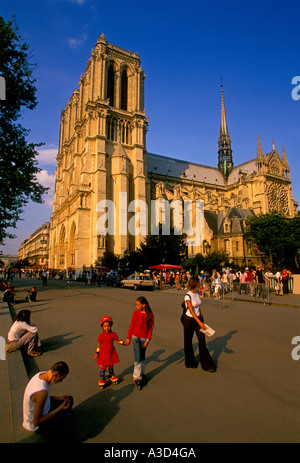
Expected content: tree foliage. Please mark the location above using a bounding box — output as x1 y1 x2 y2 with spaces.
95 251 120 270
0 16 48 242
182 250 230 275
244 212 300 269
119 227 187 272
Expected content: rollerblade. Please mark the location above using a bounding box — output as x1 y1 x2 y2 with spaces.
98 378 106 389
108 367 119 385
134 379 143 390
110 375 119 385
98 367 107 388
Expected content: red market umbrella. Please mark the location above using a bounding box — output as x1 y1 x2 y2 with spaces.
149 264 183 270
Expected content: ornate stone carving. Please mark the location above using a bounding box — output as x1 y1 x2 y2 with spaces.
268 158 282 176
266 182 289 213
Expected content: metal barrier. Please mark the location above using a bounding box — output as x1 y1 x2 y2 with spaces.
199 280 271 305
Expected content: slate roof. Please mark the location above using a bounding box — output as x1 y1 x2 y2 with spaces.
146 152 225 186
227 159 257 184
146 152 257 186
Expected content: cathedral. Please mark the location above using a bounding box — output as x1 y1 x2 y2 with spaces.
48 33 298 271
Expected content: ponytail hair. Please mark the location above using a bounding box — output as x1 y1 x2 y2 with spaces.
136 296 153 331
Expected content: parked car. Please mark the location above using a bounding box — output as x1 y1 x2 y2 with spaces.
105 271 122 287
120 274 155 291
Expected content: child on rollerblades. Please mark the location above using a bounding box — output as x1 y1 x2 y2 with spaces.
94 316 126 388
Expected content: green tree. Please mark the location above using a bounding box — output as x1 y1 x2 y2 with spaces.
290 215 300 269
182 250 229 275
244 212 300 269
95 251 120 270
14 257 31 268
0 16 47 243
118 227 187 272
118 250 144 274
138 226 187 268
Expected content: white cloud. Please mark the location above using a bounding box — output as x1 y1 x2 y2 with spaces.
37 169 56 209
37 145 58 165
67 33 88 49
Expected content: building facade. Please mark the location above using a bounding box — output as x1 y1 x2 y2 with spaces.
18 222 50 268
48 34 298 271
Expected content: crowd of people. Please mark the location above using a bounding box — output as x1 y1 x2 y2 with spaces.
212 266 293 299
1 264 294 303
150 266 293 299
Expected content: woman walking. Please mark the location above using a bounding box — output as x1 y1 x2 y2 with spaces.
183 277 215 372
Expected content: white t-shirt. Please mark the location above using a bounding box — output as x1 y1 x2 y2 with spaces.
8 321 38 342
184 290 201 317
23 372 51 431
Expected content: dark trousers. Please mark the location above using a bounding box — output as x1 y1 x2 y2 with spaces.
36 396 74 442
183 315 214 370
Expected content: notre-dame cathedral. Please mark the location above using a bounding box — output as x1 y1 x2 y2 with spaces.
48 33 298 271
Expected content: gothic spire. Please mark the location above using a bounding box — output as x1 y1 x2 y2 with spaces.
220 82 229 138
218 81 233 177
282 144 290 171
256 134 264 161
256 134 265 174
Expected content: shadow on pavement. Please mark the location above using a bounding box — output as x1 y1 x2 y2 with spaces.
16 333 238 443
207 330 238 368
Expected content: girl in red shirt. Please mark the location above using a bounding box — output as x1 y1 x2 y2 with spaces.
125 296 154 390
94 316 125 388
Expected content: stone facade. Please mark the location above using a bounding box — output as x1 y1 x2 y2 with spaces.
48 34 298 271
18 222 50 267
49 33 147 270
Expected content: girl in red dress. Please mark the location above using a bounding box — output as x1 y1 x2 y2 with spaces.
94 316 125 388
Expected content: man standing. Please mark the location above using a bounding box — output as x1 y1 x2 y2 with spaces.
256 266 266 299
23 361 72 432
41 270 48 286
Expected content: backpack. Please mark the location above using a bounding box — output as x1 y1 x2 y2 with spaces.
180 292 204 325
180 294 191 324
2 290 10 302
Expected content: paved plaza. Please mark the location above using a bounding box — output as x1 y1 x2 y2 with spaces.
0 277 299 443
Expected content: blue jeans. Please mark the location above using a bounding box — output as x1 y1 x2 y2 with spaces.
257 283 265 299
132 336 147 380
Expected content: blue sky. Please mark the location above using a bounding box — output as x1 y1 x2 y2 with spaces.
1 0 299 255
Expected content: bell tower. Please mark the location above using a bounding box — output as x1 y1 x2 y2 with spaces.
218 82 233 179
49 33 148 270
92 33 148 254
